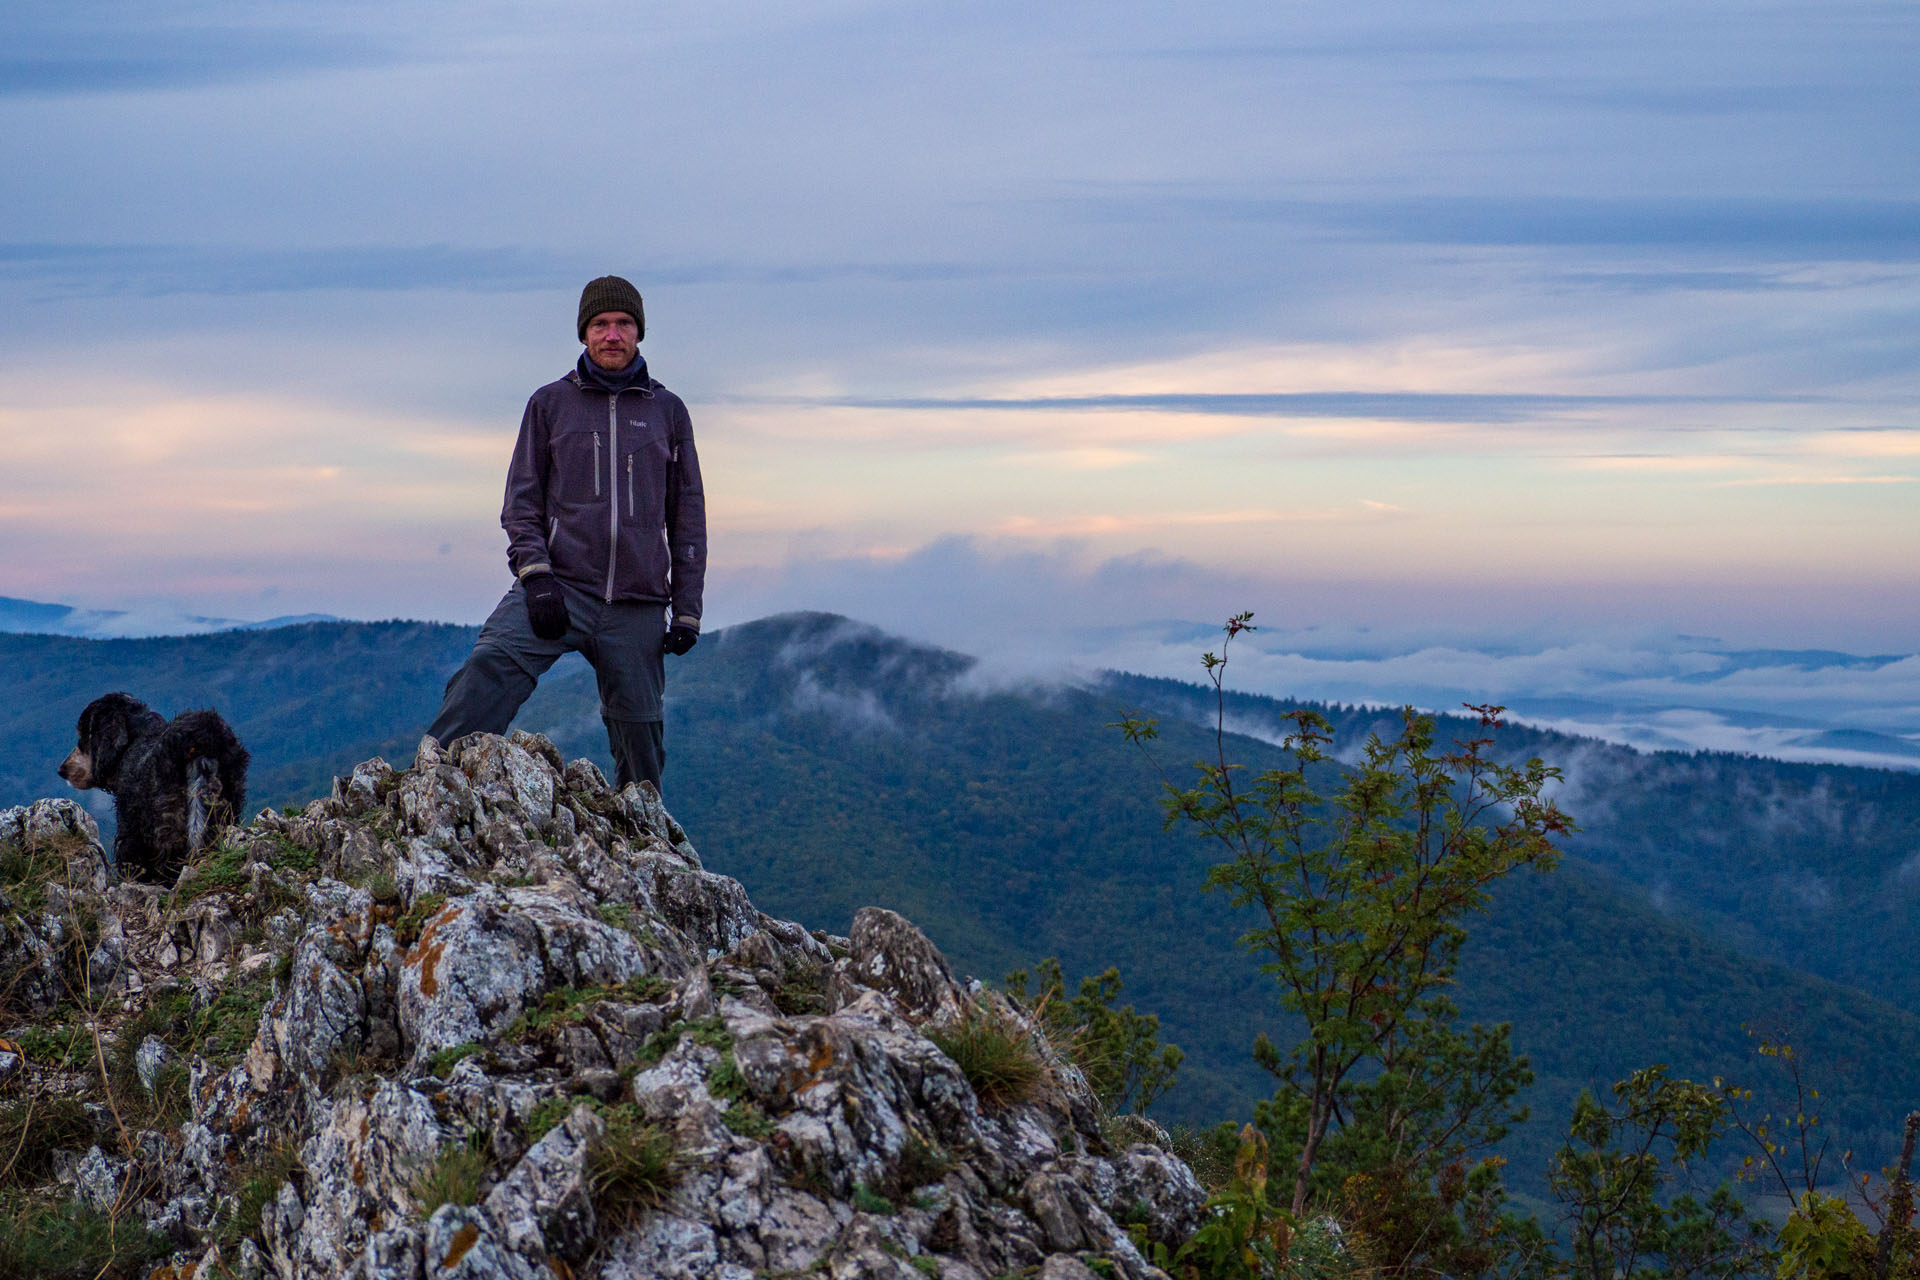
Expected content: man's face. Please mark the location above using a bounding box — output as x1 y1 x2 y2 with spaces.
585 311 640 370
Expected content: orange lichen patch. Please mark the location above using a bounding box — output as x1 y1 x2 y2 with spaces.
406 903 462 999
229 1096 252 1131
415 936 450 998
440 1221 481 1270
794 1035 838 1094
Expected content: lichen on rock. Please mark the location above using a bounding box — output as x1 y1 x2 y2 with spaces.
0 729 1201 1279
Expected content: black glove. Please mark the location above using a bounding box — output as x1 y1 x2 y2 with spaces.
663 624 699 656
522 572 570 641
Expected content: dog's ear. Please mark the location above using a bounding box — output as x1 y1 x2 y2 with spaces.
84 695 136 780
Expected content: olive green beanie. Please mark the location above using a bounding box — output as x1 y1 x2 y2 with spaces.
577 276 645 342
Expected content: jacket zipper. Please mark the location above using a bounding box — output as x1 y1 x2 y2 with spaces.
605 394 620 602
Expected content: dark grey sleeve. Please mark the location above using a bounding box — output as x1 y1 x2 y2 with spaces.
501 394 553 580
665 398 707 629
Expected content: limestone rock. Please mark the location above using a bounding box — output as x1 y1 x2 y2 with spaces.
0 732 1201 1279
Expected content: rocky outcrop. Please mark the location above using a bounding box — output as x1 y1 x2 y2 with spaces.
0 731 1202 1279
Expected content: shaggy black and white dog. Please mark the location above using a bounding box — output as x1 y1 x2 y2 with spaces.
57 693 251 883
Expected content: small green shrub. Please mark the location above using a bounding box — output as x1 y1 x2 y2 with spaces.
427 1042 487 1078
525 1095 586 1143
1167 1122 1242 1195
722 1101 775 1139
1003 957 1183 1116
928 1008 1044 1109
587 1105 677 1228
136 987 195 1046
410 1133 489 1216
852 1182 897 1216
367 872 400 905
14 1021 90 1071
708 1051 747 1101
1166 1126 1291 1280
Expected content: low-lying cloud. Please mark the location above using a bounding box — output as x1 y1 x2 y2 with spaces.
710 538 1920 770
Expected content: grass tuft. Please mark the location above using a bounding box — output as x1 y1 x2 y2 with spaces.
175 842 250 904
410 1132 489 1216
636 1014 731 1068
394 892 449 947
220 1141 301 1248
0 1096 99 1188
502 976 672 1044
586 1104 677 1229
0 833 77 916
767 959 830 1017
525 1095 585 1143
0 1194 172 1280
928 1008 1044 1109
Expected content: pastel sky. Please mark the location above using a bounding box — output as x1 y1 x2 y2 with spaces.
3 0 1917 658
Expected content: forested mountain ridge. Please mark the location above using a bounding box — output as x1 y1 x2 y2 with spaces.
3 611 1917 1191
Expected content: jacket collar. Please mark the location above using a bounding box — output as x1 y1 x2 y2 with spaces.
566 367 659 396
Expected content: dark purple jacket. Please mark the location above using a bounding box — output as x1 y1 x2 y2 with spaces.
502 367 707 631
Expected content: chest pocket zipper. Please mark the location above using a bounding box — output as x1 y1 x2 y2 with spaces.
626 454 635 518
592 432 602 496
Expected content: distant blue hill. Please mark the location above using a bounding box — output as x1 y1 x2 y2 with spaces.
0 595 337 639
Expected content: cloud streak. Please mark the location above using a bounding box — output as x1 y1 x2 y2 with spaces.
0 244 1016 299
1075 195 1920 259
724 389 1828 423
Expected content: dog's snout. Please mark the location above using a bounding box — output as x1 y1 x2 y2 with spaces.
58 748 93 789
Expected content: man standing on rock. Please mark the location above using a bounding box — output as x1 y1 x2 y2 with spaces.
427 275 706 793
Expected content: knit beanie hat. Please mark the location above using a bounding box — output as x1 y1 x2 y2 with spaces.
577 276 645 342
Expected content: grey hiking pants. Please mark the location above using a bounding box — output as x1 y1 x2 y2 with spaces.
428 579 666 791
